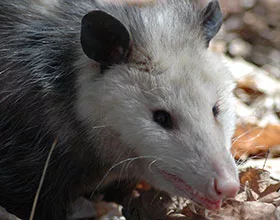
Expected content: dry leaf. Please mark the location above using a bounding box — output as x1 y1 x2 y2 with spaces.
258 192 280 204
240 201 276 220
136 180 152 191
239 168 266 194
232 123 280 159
260 183 280 198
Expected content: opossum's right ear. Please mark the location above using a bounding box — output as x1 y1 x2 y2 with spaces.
201 0 223 47
81 10 130 65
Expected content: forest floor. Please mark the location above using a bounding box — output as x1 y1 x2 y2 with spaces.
1 0 280 219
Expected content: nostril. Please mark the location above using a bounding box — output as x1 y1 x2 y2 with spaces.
214 178 240 198
214 179 222 195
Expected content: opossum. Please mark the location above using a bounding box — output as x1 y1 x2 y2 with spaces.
0 0 240 219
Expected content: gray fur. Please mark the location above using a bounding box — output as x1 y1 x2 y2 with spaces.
0 1 239 219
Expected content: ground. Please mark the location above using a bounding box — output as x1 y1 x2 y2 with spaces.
1 0 280 219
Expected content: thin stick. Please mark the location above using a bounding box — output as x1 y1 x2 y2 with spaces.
262 149 270 170
29 138 58 220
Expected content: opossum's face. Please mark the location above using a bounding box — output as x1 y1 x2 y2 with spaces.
78 0 239 210
84 53 238 210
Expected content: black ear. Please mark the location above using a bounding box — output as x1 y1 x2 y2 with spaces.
81 10 130 65
201 0 223 46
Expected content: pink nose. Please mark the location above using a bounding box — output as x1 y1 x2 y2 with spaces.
214 178 240 198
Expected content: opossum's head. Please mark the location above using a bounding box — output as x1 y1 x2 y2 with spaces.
77 0 239 210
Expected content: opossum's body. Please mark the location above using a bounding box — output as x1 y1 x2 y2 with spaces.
0 0 239 219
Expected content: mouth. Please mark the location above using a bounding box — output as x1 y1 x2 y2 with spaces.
160 170 222 210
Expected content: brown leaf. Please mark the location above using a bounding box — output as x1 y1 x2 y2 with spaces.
240 201 276 220
258 192 280 204
237 75 264 98
136 180 152 191
232 123 280 159
260 183 280 198
239 168 265 195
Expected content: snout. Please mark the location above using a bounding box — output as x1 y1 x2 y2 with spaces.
206 162 240 206
214 177 240 198
205 175 239 207
158 154 240 210
160 168 240 210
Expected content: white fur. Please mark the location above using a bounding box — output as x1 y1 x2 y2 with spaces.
75 0 238 207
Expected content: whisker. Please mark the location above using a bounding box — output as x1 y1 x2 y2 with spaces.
148 158 163 173
89 155 160 199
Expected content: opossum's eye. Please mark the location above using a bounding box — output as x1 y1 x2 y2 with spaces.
153 110 173 129
212 103 220 118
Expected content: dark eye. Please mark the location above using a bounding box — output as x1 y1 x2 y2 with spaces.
153 110 173 129
212 103 219 118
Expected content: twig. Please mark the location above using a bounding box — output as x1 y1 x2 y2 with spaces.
29 137 58 220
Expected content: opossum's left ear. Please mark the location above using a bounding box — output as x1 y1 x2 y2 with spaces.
81 10 130 65
201 0 223 46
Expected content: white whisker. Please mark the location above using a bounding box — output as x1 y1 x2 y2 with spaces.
90 155 160 199
148 158 163 173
